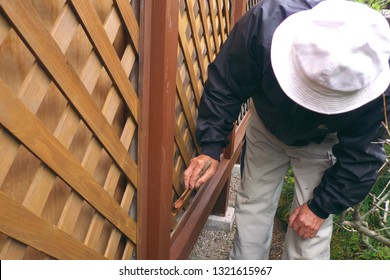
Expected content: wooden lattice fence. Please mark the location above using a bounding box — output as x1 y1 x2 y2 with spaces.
0 0 256 260
0 0 140 260
172 0 231 226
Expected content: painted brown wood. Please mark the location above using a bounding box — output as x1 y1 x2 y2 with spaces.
138 0 179 259
170 111 250 259
232 0 247 25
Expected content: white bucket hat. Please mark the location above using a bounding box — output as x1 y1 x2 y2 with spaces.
271 0 390 114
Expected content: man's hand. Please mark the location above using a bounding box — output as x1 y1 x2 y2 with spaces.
183 154 219 190
289 203 325 239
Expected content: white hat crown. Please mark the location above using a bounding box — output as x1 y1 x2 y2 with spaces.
271 0 390 114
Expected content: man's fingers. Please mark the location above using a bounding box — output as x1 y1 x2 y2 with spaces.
189 162 206 189
194 166 214 189
183 169 193 189
289 208 299 228
184 156 217 189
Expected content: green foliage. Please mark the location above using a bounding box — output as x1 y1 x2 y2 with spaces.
331 225 390 259
275 169 294 225
350 0 390 11
276 168 390 260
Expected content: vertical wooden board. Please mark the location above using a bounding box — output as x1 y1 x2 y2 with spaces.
29 0 67 31
0 29 35 94
35 84 69 134
41 177 72 225
51 4 80 53
0 147 41 204
95 219 115 254
65 26 94 77
67 122 93 163
0 14 10 45
91 0 114 24
0 131 22 188
113 102 127 138
93 149 114 186
71 200 96 242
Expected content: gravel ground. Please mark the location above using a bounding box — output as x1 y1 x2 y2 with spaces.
190 170 286 260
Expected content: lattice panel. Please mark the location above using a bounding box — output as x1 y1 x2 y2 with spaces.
172 0 231 226
0 0 140 260
247 0 262 10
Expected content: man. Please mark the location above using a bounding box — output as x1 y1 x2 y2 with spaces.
183 0 390 259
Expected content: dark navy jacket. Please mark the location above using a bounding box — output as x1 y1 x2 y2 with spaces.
196 0 390 218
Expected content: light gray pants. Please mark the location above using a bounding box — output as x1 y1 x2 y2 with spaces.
230 106 337 260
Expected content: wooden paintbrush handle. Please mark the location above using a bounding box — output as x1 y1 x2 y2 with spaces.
172 160 212 213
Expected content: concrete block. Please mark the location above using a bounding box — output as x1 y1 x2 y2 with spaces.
204 206 235 232
232 163 240 176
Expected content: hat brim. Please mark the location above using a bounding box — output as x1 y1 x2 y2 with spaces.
270 7 390 115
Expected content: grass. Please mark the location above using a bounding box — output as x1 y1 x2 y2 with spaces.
276 169 390 260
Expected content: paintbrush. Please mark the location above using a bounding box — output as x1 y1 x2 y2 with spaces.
171 160 212 215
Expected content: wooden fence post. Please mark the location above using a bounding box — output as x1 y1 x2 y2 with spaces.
232 0 247 26
138 0 179 259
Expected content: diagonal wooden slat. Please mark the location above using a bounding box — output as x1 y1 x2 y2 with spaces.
84 117 136 250
114 0 140 52
224 0 230 33
176 72 200 154
0 80 136 244
197 0 214 61
185 0 207 83
208 0 220 53
69 0 139 123
178 16 201 107
174 122 191 167
4 17 138 259
172 152 184 197
216 0 226 42
0 191 106 260
104 182 135 259
56 45 136 244
0 0 138 188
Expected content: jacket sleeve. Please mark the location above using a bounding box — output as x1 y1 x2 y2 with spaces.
196 7 265 160
308 96 388 218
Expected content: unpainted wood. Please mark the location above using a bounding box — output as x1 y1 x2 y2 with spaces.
0 0 139 259
0 191 106 260
115 0 140 51
0 80 136 243
69 0 139 123
0 0 138 188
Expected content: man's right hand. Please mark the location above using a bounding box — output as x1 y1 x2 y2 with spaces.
183 154 219 190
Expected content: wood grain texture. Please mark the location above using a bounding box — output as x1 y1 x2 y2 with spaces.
0 191 106 260
0 80 136 244
0 0 138 188
115 0 140 52
69 0 139 123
